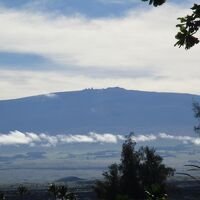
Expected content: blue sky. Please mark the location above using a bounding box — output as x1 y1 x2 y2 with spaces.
0 0 140 17
0 0 185 17
0 0 199 99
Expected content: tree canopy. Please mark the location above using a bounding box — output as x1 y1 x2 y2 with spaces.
94 134 174 200
48 184 77 200
193 101 200 134
142 0 200 49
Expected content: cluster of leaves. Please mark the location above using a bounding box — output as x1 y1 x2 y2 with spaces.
175 4 200 49
142 0 200 49
48 184 77 200
94 134 174 200
142 0 166 7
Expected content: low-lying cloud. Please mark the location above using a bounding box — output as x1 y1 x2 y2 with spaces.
0 131 200 147
159 133 200 145
0 131 123 146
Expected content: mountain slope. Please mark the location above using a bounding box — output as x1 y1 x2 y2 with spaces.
0 87 199 135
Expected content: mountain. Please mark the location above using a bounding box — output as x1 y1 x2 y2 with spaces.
0 87 199 135
56 176 85 183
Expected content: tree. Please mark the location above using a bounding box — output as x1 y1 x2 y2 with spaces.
94 163 120 200
0 192 6 200
119 135 143 199
17 185 29 200
58 185 68 200
66 192 77 200
142 0 200 49
139 147 174 198
48 184 77 200
48 184 59 200
142 0 166 7
94 134 174 200
193 101 200 134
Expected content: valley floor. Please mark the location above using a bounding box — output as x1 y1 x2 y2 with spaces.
0 179 200 200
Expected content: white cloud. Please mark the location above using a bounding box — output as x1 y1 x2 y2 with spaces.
58 134 95 143
39 133 58 146
0 4 192 69
131 134 157 142
0 4 199 99
159 133 200 145
0 131 40 145
0 131 200 147
89 132 119 143
0 131 122 146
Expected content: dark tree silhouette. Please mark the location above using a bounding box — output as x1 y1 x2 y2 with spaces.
17 185 28 200
142 0 200 49
94 164 120 200
176 102 200 180
66 192 77 200
48 184 77 200
48 184 59 200
139 147 174 198
142 0 166 7
193 101 200 134
0 192 6 200
94 134 174 200
119 135 143 199
175 4 200 49
58 185 68 200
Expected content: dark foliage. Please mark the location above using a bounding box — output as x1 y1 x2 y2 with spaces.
119 135 144 199
17 185 29 200
193 101 200 134
0 192 6 200
141 0 166 7
142 0 200 49
139 147 174 195
48 184 59 200
94 134 174 200
48 184 77 200
58 185 68 200
94 164 120 200
145 190 168 200
175 4 200 49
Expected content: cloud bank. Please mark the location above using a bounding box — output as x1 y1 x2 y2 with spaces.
0 131 200 147
0 3 200 99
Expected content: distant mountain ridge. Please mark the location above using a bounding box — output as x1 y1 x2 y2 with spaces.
0 87 199 135
56 176 85 183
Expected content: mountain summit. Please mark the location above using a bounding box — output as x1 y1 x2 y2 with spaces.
0 87 199 135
